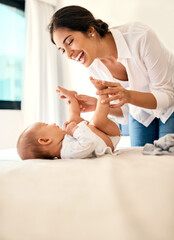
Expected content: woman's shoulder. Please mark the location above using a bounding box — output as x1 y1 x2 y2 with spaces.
110 21 151 33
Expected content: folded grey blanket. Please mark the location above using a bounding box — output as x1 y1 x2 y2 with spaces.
142 134 174 155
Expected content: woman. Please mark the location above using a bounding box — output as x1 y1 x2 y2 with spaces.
48 5 174 146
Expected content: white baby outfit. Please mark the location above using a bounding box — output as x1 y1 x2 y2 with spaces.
60 121 120 159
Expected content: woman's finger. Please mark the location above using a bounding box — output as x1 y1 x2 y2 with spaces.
101 95 119 103
97 87 122 95
102 81 121 87
101 94 126 105
75 94 88 101
110 98 127 108
90 77 120 87
60 95 66 99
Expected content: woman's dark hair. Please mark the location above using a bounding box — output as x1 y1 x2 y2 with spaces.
48 5 109 44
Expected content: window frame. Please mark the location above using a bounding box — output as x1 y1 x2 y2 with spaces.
0 101 21 110
0 0 25 11
0 0 25 110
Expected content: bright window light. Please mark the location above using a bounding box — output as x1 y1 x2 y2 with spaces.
0 3 25 109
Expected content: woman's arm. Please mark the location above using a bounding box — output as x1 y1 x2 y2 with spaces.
95 81 157 109
75 93 125 117
127 90 157 109
141 29 174 111
75 94 97 112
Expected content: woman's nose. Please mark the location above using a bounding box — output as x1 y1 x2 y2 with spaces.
66 49 73 60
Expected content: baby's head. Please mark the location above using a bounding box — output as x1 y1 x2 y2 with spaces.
17 122 66 160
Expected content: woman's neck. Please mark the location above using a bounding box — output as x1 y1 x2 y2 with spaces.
97 32 117 60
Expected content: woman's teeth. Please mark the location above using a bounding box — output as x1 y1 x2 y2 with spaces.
75 51 83 61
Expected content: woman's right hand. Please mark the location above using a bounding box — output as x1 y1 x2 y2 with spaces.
75 94 97 112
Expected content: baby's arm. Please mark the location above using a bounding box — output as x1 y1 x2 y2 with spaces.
56 86 84 124
60 121 98 159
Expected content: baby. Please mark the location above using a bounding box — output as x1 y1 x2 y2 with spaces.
17 78 121 160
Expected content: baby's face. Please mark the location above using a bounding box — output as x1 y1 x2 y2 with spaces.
32 122 66 145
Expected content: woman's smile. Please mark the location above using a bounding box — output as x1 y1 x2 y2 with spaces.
52 28 96 67
72 51 85 64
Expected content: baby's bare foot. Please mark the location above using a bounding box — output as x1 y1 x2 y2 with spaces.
90 77 107 90
56 86 77 99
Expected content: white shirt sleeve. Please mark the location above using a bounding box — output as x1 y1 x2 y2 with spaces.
142 29 174 117
60 121 98 159
113 104 129 125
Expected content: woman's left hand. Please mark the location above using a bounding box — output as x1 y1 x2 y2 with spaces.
95 80 130 107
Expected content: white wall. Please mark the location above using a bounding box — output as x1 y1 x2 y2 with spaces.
0 110 23 149
1 0 174 149
58 0 174 49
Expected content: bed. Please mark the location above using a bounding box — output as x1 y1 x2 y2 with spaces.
0 147 174 240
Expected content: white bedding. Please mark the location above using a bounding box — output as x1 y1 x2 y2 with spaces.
0 147 174 240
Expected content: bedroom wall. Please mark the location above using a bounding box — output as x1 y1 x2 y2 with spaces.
58 0 174 49
1 0 174 149
0 110 23 149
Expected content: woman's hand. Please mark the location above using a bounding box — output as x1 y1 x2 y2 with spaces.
95 80 130 107
95 79 157 109
75 94 97 112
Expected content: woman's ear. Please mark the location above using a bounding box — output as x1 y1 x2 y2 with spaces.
87 26 95 37
38 138 52 145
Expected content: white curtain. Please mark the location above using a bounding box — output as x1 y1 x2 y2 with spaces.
22 0 64 128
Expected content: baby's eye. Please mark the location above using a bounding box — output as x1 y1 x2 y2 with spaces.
68 39 73 46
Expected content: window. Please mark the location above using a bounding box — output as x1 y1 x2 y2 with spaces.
0 1 25 110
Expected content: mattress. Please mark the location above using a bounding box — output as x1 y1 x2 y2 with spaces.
0 147 174 240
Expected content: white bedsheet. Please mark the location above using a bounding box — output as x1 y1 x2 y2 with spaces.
0 147 174 240
0 148 20 161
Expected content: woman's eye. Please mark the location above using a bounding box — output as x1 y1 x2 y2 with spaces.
58 47 65 55
68 39 73 46
59 48 65 54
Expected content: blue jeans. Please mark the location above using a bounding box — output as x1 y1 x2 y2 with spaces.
129 112 174 147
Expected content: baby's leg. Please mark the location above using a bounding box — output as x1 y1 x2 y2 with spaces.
90 77 121 136
56 86 77 99
56 86 84 124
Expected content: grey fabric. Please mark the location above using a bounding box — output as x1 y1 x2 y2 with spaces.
142 134 174 155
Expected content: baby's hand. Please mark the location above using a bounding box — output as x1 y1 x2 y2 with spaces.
63 121 78 136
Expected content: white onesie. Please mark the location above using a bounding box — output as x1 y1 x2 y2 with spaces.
60 121 120 159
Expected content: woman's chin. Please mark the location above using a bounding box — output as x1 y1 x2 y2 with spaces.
86 58 95 68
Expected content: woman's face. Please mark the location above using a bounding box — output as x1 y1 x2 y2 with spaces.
53 27 98 67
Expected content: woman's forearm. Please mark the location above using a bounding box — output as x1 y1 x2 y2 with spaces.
108 91 157 118
128 90 157 109
95 80 158 110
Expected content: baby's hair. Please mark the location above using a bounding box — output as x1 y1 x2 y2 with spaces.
17 127 52 160
48 5 109 44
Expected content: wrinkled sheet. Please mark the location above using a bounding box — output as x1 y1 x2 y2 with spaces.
0 147 174 240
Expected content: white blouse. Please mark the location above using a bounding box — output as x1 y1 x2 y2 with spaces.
88 22 174 127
